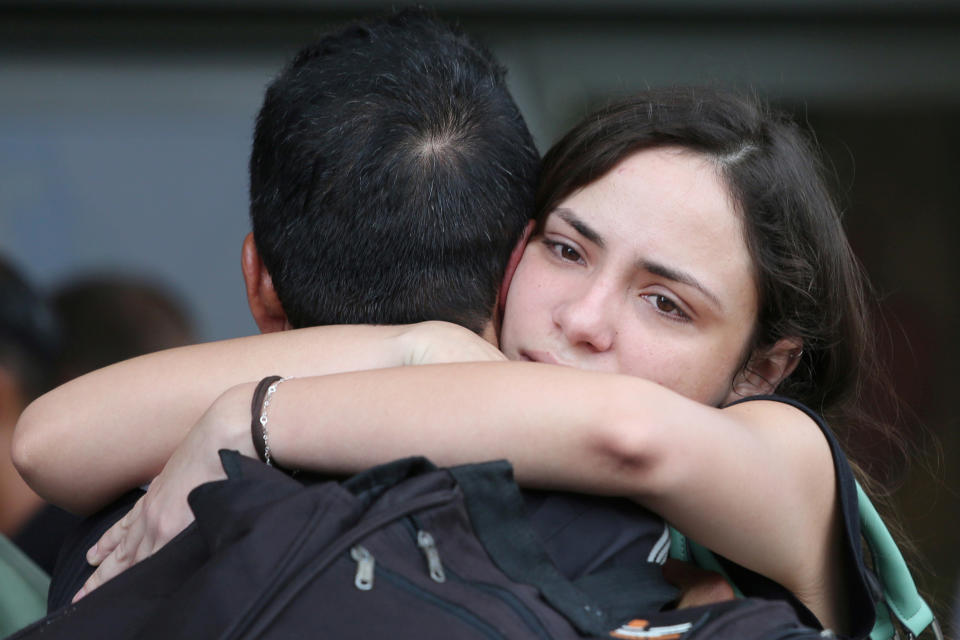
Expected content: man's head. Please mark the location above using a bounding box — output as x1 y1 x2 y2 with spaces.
245 9 539 336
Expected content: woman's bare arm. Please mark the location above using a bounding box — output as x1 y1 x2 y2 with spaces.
12 322 503 514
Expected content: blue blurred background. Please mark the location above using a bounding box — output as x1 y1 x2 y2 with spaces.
1 0 957 621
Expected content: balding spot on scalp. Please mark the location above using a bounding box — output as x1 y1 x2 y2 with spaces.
417 130 455 157
414 123 472 162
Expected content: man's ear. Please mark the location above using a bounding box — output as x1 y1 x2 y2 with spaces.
241 233 290 334
497 220 535 315
726 336 803 403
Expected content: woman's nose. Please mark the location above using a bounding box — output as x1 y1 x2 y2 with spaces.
552 283 617 353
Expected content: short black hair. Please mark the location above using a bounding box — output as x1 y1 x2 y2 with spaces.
250 9 539 333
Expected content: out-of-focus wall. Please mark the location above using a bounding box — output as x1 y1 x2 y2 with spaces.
1 58 272 338
1 1 958 623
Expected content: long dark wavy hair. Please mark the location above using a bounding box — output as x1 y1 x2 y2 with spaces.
536 87 908 501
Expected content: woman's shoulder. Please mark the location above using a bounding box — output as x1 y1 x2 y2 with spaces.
723 395 850 473
720 395 837 475
722 394 856 513
724 394 823 424
724 393 822 423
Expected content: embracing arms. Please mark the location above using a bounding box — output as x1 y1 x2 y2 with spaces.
15 323 846 629
12 322 503 514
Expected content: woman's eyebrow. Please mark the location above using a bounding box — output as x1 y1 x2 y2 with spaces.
640 259 723 311
555 208 604 248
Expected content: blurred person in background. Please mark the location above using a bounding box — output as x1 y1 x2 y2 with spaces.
51 275 196 385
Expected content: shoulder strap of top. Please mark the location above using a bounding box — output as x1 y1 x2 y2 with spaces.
856 483 939 640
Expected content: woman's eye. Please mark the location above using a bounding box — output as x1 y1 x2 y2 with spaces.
654 295 677 313
543 240 583 264
559 245 581 262
642 294 690 321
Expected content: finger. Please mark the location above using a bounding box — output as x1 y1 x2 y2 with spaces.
78 498 156 601
75 528 146 603
86 497 143 566
74 549 121 603
74 560 107 603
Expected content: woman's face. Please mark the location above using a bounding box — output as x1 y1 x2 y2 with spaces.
500 147 760 407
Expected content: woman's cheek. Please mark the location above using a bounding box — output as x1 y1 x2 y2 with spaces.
506 261 551 324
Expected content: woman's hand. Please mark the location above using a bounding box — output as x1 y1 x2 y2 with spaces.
74 384 254 601
399 321 506 366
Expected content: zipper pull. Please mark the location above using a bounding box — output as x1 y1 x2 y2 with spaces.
350 545 375 591
417 530 446 583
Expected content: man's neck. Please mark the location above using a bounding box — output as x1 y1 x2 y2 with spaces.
480 321 499 349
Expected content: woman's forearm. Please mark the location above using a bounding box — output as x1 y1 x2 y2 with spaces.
268 364 657 491
12 324 422 513
213 363 668 493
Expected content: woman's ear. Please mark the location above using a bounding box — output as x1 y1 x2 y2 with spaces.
241 233 291 334
726 336 804 402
